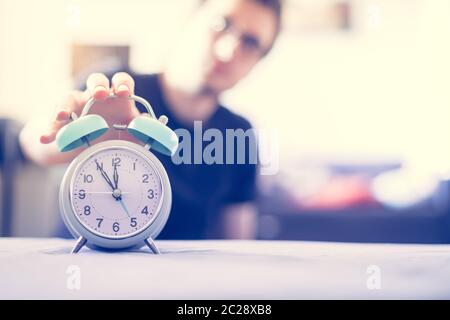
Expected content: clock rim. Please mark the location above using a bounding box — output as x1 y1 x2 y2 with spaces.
59 140 172 250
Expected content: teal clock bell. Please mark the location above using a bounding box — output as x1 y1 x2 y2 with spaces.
56 94 178 254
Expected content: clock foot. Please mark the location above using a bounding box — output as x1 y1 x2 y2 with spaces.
144 237 160 254
71 236 87 254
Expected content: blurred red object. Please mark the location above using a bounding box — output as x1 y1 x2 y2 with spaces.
299 175 377 210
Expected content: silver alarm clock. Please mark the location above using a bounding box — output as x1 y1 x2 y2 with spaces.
56 94 178 254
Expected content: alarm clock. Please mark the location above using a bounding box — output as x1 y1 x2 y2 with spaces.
56 94 178 254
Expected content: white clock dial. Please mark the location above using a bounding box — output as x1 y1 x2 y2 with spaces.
69 147 163 239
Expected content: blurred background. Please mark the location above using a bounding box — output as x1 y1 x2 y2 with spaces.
1 0 450 242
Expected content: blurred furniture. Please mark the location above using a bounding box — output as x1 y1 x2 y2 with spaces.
0 118 23 236
258 205 450 243
257 163 450 244
1 237 450 299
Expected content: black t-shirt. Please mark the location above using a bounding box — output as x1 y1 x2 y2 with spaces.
65 73 257 239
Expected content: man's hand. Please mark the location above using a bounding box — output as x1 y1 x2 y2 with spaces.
20 72 141 166
40 72 139 144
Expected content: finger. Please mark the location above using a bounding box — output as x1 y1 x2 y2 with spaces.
40 92 85 144
56 109 71 121
112 72 135 98
86 73 110 100
40 117 69 144
55 91 85 118
40 111 71 144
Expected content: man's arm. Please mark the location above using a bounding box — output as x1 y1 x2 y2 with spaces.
219 117 259 239
19 115 86 166
19 72 138 166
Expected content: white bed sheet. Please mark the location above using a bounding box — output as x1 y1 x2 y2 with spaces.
1 238 449 299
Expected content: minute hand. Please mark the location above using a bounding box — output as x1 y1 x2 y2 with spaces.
113 164 119 189
95 160 115 190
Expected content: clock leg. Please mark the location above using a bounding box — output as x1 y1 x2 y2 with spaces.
71 236 87 254
144 237 160 254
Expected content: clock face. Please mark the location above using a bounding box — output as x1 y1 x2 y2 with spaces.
69 146 163 239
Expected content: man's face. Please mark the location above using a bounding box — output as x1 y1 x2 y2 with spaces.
170 0 278 94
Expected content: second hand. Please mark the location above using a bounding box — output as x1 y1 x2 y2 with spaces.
118 199 131 218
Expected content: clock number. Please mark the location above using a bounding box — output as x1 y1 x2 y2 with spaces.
84 205 91 215
96 161 104 171
141 206 149 215
112 157 121 167
113 222 120 232
96 218 103 228
147 189 155 199
130 218 137 228
133 162 136 171
78 189 86 200
142 174 149 183
84 174 93 183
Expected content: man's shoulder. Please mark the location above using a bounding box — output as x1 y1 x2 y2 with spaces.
130 72 157 82
215 105 253 131
129 72 158 92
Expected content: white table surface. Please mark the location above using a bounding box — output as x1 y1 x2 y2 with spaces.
1 238 450 299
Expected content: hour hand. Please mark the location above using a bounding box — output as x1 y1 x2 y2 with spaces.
95 160 115 190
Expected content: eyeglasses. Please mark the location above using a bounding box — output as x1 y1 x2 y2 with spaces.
209 15 269 58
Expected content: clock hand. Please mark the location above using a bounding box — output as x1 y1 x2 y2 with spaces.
95 160 115 191
118 198 131 218
113 164 119 190
94 161 125 204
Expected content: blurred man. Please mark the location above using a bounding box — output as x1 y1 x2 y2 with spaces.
20 0 283 239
